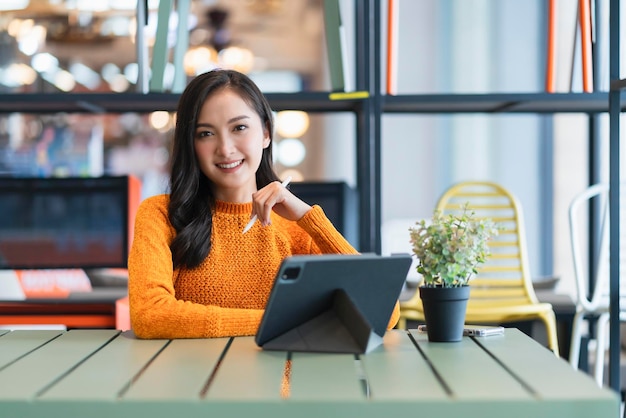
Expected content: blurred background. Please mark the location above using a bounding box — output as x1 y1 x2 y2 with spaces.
0 0 337 196
1 0 625 298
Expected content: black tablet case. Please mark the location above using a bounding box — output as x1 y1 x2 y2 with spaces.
255 253 412 354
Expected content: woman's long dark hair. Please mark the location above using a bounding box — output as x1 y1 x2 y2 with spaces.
168 69 279 269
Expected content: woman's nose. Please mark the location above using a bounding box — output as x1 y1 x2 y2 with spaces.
216 135 235 155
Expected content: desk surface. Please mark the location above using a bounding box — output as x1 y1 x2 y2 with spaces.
0 328 618 418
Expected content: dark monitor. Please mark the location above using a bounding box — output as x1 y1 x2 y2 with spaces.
0 176 140 270
289 181 358 247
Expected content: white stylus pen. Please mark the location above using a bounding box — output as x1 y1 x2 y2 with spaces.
242 176 292 234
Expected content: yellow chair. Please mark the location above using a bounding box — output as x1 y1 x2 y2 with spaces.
398 181 559 355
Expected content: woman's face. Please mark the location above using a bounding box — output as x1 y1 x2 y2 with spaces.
193 88 270 202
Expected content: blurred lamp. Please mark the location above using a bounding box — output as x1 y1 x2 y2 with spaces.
276 111 309 138
150 111 171 130
218 46 255 74
277 138 306 167
183 46 217 76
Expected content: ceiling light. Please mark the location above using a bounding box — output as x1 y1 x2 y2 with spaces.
101 63 121 83
0 63 36 87
17 25 46 56
149 111 170 130
31 53 59 74
277 138 306 167
43 69 76 92
69 62 101 90
109 74 130 92
276 111 309 138
183 46 217 76
123 63 139 84
15 64 37 85
218 46 255 74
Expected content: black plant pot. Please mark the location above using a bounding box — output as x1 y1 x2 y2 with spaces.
419 285 470 342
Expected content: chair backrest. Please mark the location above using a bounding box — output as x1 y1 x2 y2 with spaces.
568 183 626 313
435 181 539 307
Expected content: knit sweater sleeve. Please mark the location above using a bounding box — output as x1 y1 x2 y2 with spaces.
296 205 359 255
128 196 264 339
296 205 400 329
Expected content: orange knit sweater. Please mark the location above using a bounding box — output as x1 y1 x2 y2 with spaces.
128 195 400 339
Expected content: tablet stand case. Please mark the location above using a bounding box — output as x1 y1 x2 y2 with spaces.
255 254 412 354
260 289 383 354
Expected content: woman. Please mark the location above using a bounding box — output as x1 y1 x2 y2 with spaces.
128 69 399 338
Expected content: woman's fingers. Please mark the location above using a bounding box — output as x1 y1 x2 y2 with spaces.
251 181 310 225
252 181 287 225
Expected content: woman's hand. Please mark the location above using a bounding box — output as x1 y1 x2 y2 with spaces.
250 181 311 226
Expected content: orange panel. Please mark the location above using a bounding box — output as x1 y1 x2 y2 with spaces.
0 315 115 328
578 0 593 92
545 0 557 92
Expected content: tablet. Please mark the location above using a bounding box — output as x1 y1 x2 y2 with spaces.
255 253 412 354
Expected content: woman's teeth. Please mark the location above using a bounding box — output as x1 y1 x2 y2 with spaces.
218 160 242 169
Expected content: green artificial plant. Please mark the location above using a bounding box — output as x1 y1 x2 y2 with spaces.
409 204 499 288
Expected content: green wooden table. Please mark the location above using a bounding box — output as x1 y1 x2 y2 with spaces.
0 328 618 418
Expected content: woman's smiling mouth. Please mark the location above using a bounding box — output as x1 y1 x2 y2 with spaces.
217 160 243 169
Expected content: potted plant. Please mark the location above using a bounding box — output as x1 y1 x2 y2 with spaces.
409 204 498 342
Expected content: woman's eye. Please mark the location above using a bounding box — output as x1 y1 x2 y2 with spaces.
196 130 213 138
234 124 247 132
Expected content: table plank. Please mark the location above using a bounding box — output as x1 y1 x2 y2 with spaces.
409 328 533 400
123 336 228 400
205 337 287 400
289 352 363 400
477 328 617 398
0 330 64 369
477 328 620 415
0 329 119 400
40 331 168 400
360 329 448 400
